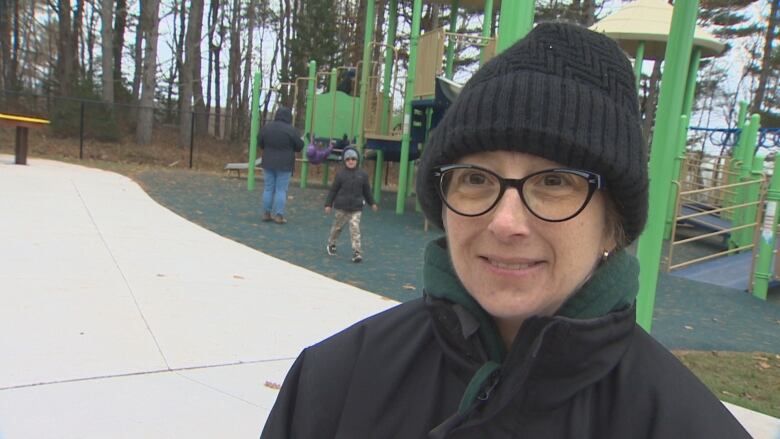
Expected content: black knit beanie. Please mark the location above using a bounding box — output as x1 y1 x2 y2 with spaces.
417 22 647 244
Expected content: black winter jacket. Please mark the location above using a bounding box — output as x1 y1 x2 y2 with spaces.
261 240 749 439
325 152 375 212
259 107 304 172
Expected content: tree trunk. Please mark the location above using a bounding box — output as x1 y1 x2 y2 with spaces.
642 60 663 149
206 0 219 135
751 0 779 115
190 0 207 137
131 0 144 102
0 0 11 92
56 0 78 96
178 0 193 149
101 0 114 103
239 0 256 140
179 0 205 148
224 0 241 140
113 0 127 94
136 0 160 145
85 3 97 79
214 6 226 138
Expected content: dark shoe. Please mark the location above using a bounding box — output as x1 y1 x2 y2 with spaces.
274 215 287 224
352 252 362 263
327 244 336 256
262 212 273 222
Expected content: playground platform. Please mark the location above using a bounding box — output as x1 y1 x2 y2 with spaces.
0 155 778 438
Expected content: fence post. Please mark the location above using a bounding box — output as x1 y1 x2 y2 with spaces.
189 111 195 169
79 101 85 159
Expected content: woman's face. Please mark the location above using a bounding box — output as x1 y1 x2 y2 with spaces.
443 151 615 339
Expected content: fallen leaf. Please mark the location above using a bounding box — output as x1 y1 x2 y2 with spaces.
753 355 769 361
402 284 416 290
721 390 736 397
264 381 281 390
684 325 694 330
757 361 771 369
233 274 245 280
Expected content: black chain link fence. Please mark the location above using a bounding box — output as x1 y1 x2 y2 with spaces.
0 89 265 171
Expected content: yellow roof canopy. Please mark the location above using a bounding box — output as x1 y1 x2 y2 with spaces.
589 0 725 60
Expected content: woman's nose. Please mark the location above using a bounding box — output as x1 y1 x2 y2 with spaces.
486 187 533 239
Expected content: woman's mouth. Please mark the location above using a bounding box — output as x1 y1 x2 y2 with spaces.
482 257 542 271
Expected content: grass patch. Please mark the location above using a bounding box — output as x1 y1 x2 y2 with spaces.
674 350 780 418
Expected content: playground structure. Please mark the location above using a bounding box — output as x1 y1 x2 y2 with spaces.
663 118 780 302
246 0 536 211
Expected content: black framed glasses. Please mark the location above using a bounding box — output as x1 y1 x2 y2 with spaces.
433 164 604 222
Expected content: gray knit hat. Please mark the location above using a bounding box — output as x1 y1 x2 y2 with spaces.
417 22 647 243
343 148 359 162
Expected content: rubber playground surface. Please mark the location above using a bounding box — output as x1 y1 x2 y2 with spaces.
135 168 780 353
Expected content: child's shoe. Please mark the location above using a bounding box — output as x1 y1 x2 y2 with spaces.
352 251 362 263
262 212 273 222
327 244 337 256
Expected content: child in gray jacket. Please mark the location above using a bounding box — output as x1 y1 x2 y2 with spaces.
324 147 378 263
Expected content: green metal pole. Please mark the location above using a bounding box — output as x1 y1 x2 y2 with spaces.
753 152 778 301
395 0 422 214
634 41 645 91
356 0 376 155
635 0 699 332
664 47 702 239
663 115 690 240
381 0 398 136
445 0 460 79
733 115 761 249
301 60 316 188
373 150 385 202
496 0 534 53
732 101 749 162
248 71 262 191
725 101 750 213
329 68 338 140
480 0 494 64
743 150 766 249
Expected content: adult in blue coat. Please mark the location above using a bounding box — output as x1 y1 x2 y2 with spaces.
260 23 750 438
259 107 304 224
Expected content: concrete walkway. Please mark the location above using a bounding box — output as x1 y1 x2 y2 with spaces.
0 156 395 438
0 156 777 438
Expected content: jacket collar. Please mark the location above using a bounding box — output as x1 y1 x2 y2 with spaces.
423 237 639 414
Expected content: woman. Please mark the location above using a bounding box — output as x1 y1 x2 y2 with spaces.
261 22 749 438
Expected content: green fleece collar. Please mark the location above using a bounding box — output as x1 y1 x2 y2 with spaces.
423 238 639 362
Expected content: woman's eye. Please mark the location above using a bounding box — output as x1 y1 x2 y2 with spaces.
542 174 565 186
461 171 489 185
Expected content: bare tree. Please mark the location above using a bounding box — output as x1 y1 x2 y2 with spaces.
239 0 257 140
136 0 160 145
101 0 114 102
179 0 204 148
131 2 143 102
751 0 779 115
53 0 83 97
190 0 207 137
224 0 241 140
112 0 126 94
0 0 13 92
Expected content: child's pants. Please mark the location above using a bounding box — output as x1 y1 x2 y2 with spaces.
328 210 362 254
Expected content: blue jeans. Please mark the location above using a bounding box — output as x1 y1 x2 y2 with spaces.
262 169 292 216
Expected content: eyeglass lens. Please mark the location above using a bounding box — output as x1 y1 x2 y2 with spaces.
439 167 593 221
